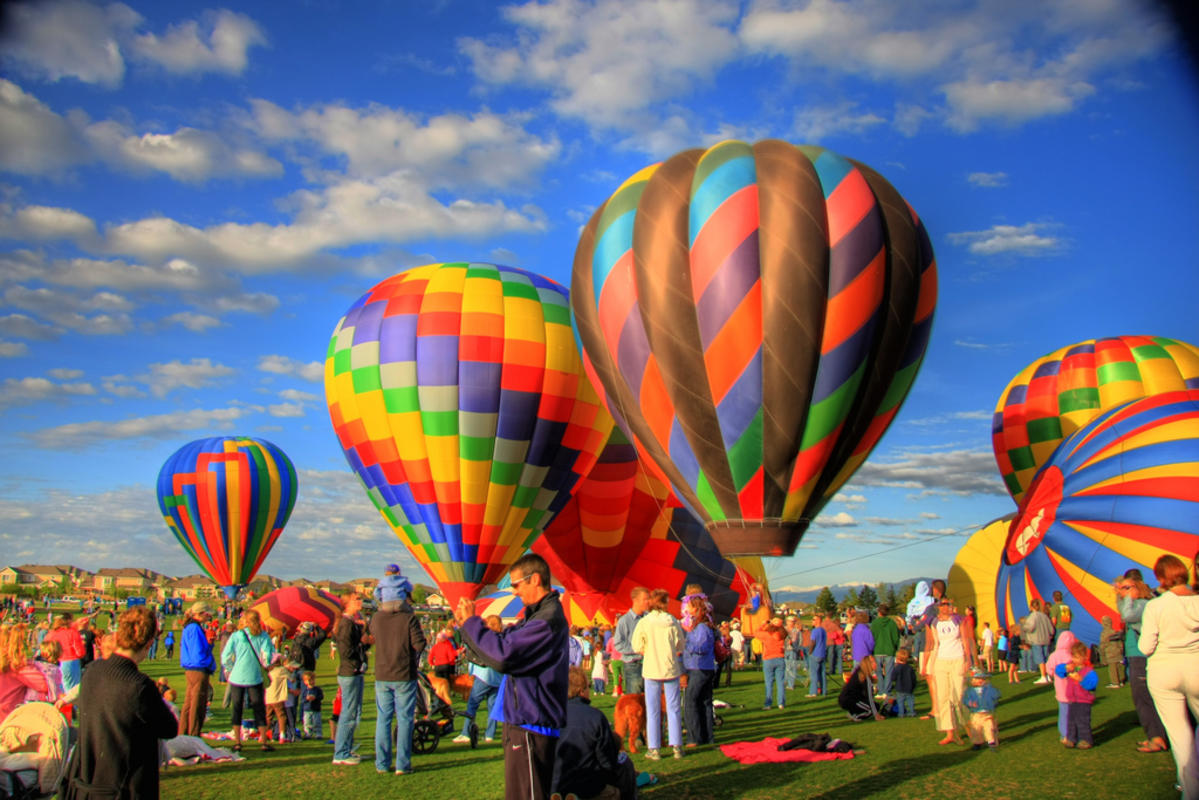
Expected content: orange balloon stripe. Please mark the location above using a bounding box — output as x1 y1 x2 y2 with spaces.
821 248 885 354
825 167 875 246
703 280 763 405
597 251 638 356
689 185 760 304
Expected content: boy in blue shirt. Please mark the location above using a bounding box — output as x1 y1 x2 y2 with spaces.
374 563 414 612
962 668 1002 749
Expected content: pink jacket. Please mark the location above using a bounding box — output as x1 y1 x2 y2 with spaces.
0 666 50 723
1046 631 1078 703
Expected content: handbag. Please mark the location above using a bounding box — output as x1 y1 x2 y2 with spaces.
242 630 271 685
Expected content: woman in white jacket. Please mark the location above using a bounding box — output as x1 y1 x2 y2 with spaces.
1139 554 1199 800
632 589 685 760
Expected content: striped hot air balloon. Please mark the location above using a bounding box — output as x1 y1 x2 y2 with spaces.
995 390 1199 645
325 263 613 607
992 336 1199 507
250 586 341 637
157 437 297 599
571 140 936 557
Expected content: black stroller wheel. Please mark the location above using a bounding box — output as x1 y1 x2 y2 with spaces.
413 719 440 754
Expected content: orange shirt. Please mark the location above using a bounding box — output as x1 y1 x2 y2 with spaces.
760 627 786 659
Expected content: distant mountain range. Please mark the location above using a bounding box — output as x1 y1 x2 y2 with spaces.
771 578 936 606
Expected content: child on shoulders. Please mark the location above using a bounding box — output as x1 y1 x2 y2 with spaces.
374 563 414 612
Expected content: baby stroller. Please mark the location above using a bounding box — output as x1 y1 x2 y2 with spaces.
413 671 476 754
0 703 72 800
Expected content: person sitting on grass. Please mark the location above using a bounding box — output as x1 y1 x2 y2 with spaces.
838 654 884 721
550 667 644 800
1055 641 1099 749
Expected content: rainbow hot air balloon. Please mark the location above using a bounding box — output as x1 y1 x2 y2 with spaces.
992 335 1199 506
995 390 1199 645
572 140 936 557
251 586 341 636
325 263 613 607
157 437 297 599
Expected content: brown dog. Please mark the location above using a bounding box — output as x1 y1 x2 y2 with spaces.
427 672 475 706
613 693 647 754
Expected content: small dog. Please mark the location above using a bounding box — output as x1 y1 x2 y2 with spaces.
613 693 647 754
427 672 475 706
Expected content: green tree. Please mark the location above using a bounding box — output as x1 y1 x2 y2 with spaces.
858 584 879 610
814 587 838 615
411 585 428 605
883 582 901 611
841 586 861 611
898 582 917 610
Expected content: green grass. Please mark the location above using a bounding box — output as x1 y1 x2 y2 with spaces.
134 655 1182 800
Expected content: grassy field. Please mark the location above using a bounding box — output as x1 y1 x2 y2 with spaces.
129 651 1182 800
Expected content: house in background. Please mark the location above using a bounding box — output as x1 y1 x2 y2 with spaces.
1 564 92 591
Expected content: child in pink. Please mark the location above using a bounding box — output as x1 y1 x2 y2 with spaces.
1054 641 1099 748
1045 631 1078 743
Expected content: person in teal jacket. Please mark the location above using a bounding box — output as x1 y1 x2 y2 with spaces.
1116 569 1168 753
220 609 276 752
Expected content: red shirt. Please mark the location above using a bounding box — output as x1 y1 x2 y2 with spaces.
430 639 459 667
45 626 85 661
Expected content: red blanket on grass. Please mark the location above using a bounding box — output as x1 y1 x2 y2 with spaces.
720 737 855 764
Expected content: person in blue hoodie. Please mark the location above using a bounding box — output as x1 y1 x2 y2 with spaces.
178 601 216 736
454 553 568 800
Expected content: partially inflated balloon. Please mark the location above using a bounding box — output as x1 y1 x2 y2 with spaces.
993 336 1199 506
947 515 1012 632
996 390 1199 645
251 586 341 636
325 263 613 606
157 437 297 599
572 140 936 557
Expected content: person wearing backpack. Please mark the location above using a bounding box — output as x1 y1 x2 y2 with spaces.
1050 591 1073 646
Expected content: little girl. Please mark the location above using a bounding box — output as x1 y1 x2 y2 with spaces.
1054 641 1099 749
680 583 712 632
591 646 607 695
1005 629 1022 684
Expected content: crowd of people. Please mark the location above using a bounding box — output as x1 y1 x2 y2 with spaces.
1 551 1197 800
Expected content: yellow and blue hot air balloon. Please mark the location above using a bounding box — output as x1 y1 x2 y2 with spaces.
324 263 613 607
157 436 297 599
571 140 936 557
996 390 1199 645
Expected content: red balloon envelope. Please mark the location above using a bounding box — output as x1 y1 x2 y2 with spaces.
250 586 341 636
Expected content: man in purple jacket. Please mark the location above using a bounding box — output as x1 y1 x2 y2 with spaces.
455 553 569 800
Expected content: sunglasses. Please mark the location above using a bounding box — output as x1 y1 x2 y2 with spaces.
510 573 533 587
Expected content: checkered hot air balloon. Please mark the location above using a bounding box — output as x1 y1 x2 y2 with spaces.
995 390 1199 646
157 437 297 599
532 427 760 623
992 336 1199 507
571 140 937 557
324 263 613 607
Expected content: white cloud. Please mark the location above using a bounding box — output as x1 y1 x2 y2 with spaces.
0 2 266 86
0 80 88 174
968 171 1008 188
47 368 83 379
832 493 867 505
161 312 221 332
7 205 98 240
249 100 559 188
460 0 740 130
258 355 323 383
3 285 134 335
0 375 97 407
137 358 235 398
279 388 318 402
28 406 251 448
83 122 282 182
794 102 884 141
814 511 856 528
0 341 29 357
851 447 1006 497
948 222 1063 256
131 9 266 76
943 77 1094 131
0 0 139 87
267 402 306 418
0 313 61 340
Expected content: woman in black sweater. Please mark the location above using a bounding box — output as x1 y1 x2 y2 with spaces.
838 654 885 722
64 606 178 799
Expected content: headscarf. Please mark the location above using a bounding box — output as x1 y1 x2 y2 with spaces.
906 581 935 622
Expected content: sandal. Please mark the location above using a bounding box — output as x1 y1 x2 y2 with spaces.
1138 741 1168 753
231 744 241 753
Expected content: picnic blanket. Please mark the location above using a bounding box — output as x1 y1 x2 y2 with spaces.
720 737 856 764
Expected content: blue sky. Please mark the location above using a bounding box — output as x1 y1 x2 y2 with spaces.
1 0 1197 590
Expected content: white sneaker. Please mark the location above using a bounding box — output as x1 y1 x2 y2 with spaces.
451 734 471 744
332 755 362 765
1033 677 1050 684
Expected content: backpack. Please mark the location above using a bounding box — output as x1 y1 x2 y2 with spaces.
714 636 730 664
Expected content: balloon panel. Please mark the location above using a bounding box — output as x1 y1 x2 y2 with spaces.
325 263 613 606
947 515 1013 632
572 140 936 557
992 336 1199 506
995 390 1199 645
157 436 297 597
250 586 341 636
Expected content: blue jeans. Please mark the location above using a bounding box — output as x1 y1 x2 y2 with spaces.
808 655 826 695
784 651 799 690
623 660 644 694
827 645 843 676
464 678 498 740
374 679 416 772
763 658 785 707
644 677 681 749
875 654 895 694
334 674 363 760
1020 646 1033 672
895 692 915 717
